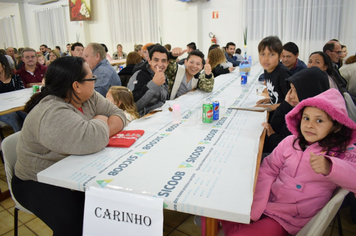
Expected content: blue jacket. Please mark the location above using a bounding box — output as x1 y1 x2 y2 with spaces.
224 52 240 67
289 58 307 75
93 59 121 97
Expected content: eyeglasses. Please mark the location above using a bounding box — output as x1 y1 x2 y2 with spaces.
82 75 97 82
332 51 342 55
24 56 36 59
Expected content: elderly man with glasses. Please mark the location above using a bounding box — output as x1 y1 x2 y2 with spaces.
83 43 121 97
16 47 47 88
323 40 355 101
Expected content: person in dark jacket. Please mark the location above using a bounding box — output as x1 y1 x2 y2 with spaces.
118 51 142 87
127 45 169 116
262 67 330 153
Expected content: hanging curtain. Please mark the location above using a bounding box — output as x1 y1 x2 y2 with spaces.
34 6 68 49
0 15 17 49
243 0 346 63
107 0 159 50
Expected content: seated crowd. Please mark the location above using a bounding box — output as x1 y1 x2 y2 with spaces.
1 38 356 145
1 37 356 236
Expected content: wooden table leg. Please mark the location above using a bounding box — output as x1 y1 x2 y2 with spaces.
205 217 219 236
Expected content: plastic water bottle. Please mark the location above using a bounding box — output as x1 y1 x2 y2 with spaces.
172 104 181 124
248 55 252 65
239 58 251 76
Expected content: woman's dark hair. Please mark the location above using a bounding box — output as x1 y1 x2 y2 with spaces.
126 51 142 65
25 57 88 113
309 51 333 76
0 54 13 78
293 108 353 153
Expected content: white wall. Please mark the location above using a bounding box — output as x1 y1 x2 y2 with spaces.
200 0 244 56
159 0 245 57
83 0 113 53
0 0 354 62
159 0 193 59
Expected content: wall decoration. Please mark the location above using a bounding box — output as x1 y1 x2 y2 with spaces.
69 0 91 21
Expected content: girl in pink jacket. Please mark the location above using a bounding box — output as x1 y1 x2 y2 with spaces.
222 88 356 236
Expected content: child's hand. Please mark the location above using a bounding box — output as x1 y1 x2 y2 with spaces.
261 122 275 136
309 152 331 175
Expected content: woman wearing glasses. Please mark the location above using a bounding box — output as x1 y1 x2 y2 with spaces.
11 57 127 236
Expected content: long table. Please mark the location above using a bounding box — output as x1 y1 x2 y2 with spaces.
38 64 266 235
109 59 126 66
0 88 33 116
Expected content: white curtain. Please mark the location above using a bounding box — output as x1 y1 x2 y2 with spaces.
0 15 17 49
107 0 159 51
34 6 68 49
242 0 347 63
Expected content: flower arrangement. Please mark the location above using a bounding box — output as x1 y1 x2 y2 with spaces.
69 0 91 21
243 27 247 56
243 27 247 47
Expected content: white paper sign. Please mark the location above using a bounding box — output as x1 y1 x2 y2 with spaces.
83 187 163 236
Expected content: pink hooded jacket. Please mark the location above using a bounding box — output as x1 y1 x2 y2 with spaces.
251 89 356 235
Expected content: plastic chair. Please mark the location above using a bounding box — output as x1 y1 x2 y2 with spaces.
2 131 34 236
216 188 349 236
343 92 356 123
296 188 349 236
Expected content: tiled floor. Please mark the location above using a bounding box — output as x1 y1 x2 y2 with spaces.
1 126 356 236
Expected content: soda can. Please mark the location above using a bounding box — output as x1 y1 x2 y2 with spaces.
32 85 39 94
202 103 213 123
241 75 247 85
213 100 219 120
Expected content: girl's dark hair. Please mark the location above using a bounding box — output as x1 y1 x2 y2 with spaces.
0 54 13 78
309 51 333 76
292 108 353 153
25 57 88 113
